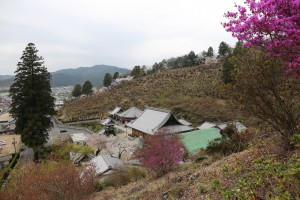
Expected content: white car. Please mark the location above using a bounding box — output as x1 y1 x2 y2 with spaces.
0 140 6 145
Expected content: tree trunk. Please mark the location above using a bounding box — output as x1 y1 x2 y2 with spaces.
34 150 39 162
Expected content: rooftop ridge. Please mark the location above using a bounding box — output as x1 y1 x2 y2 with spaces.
145 106 171 113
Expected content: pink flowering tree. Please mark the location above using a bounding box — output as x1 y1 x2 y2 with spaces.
223 0 300 76
134 130 185 177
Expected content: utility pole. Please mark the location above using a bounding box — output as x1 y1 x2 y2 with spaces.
12 137 17 154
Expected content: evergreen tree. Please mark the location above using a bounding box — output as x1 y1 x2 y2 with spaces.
113 72 119 79
197 51 207 64
9 43 55 160
72 84 82 97
218 41 231 57
206 47 214 57
131 65 141 77
222 41 244 84
103 73 112 87
186 51 198 66
82 80 93 96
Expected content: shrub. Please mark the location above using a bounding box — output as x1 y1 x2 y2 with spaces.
134 130 185 177
96 166 146 191
206 125 248 156
46 143 94 161
0 161 96 200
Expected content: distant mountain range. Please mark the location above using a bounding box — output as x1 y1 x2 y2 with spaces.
0 65 131 88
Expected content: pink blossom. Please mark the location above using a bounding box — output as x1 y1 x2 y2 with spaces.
223 0 300 76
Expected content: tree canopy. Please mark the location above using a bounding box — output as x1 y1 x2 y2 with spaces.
228 48 300 145
113 72 119 79
72 84 82 97
218 41 231 57
103 73 112 87
206 47 214 57
9 43 55 159
82 80 93 96
223 0 300 76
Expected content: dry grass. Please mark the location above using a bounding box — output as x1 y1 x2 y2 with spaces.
92 132 300 200
58 64 256 126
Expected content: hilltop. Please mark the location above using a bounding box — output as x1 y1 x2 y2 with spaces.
58 63 257 126
0 65 130 88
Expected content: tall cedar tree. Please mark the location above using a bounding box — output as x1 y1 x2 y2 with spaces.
72 84 82 97
82 80 93 96
113 72 119 79
103 73 112 87
10 43 55 160
206 46 214 57
218 41 231 57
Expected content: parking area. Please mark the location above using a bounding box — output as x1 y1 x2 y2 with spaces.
0 134 21 156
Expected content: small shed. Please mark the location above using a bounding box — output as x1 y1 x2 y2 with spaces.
101 118 116 126
197 122 216 130
70 133 87 145
116 107 143 124
216 121 247 133
109 106 123 116
178 118 192 126
180 128 222 153
90 155 124 176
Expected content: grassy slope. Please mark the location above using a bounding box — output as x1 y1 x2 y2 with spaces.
92 133 300 200
58 64 256 126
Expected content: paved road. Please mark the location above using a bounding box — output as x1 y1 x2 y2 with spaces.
47 117 92 145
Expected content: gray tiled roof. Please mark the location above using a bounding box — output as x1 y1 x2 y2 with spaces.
117 107 143 118
197 122 216 130
109 106 123 115
90 155 123 175
126 107 171 135
159 125 194 134
178 118 192 126
101 118 116 126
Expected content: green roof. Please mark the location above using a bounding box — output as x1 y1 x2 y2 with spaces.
180 128 221 153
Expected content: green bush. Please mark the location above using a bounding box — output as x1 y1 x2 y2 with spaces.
47 143 94 161
206 125 248 156
96 166 146 191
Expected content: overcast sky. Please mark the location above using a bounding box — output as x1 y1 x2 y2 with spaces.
0 0 242 75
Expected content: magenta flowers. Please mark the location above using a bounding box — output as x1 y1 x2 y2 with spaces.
223 0 300 76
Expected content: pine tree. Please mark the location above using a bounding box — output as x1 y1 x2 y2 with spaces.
207 47 214 57
113 72 119 79
72 84 82 97
9 43 55 160
103 73 112 87
82 80 93 96
218 41 231 57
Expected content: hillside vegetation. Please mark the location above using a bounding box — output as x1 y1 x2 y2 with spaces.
92 131 300 199
58 64 255 126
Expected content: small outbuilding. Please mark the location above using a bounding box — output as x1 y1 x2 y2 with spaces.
70 133 87 145
101 118 117 126
116 107 143 124
178 118 192 126
197 122 216 130
90 155 124 176
215 121 247 133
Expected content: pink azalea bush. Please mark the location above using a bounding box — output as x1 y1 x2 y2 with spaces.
223 0 300 76
135 131 185 177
